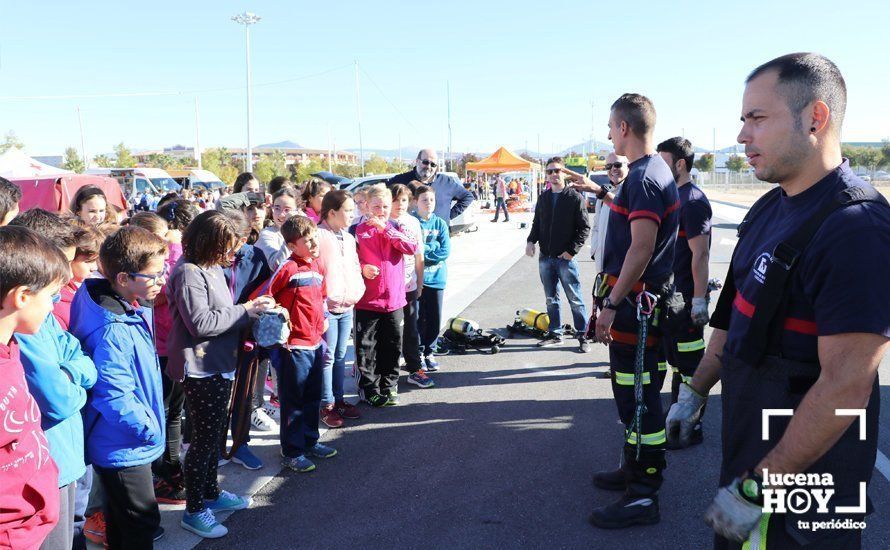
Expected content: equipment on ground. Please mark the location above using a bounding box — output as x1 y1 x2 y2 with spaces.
440 317 505 355
507 308 575 339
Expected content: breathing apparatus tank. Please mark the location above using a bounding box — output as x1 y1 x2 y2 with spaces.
518 308 550 332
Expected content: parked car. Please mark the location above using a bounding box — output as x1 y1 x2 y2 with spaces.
583 171 611 212
312 171 354 189
342 173 398 194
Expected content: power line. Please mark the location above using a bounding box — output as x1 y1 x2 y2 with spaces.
357 64 420 135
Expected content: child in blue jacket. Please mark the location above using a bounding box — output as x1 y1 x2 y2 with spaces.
413 185 451 371
10 209 98 550
70 226 169 549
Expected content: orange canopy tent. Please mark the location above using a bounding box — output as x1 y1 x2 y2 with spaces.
465 146 542 174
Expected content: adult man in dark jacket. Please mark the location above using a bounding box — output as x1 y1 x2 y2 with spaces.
525 156 590 351
388 149 473 223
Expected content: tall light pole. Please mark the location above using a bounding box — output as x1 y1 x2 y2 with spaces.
232 12 261 172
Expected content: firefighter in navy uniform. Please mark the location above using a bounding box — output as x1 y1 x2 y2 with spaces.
667 53 890 548
655 137 713 448
568 93 680 529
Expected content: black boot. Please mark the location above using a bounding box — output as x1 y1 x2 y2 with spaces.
589 446 664 529
592 468 626 491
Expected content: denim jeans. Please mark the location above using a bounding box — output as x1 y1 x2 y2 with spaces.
537 256 587 335
322 309 353 404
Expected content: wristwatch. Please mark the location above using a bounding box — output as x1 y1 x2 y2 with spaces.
602 297 618 310
739 470 764 506
596 187 609 200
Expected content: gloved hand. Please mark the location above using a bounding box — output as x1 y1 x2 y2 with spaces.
704 478 763 542
691 297 709 326
666 382 706 447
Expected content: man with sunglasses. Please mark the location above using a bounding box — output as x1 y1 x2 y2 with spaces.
590 153 629 270
525 156 590 351
388 149 474 224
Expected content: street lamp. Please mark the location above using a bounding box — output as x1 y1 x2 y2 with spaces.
231 11 261 172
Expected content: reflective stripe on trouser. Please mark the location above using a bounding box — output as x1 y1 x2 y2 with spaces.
663 317 706 408
607 296 665 497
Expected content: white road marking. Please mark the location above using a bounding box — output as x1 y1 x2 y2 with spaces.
875 450 890 482
719 237 738 246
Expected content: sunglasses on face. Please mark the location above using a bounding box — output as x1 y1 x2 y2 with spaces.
128 264 169 286
420 159 438 168
605 162 625 170
546 169 561 175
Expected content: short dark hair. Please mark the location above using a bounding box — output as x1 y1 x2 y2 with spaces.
183 210 238 267
70 185 107 215
156 199 199 231
413 184 434 199
268 176 291 196
390 183 412 202
222 208 251 240
0 177 22 221
126 212 168 235
99 226 167 281
156 192 179 211
234 172 258 194
272 187 299 205
280 215 317 244
746 52 847 131
9 208 81 248
611 93 656 137
319 189 353 223
656 137 695 172
73 221 104 261
545 156 564 167
0 226 69 302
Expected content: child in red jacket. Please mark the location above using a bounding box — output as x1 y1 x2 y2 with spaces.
0 226 68 549
267 216 338 473
352 184 418 407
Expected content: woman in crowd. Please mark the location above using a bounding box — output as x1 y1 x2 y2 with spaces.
70 186 108 226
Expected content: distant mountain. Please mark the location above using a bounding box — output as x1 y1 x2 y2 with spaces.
257 140 302 149
558 139 613 157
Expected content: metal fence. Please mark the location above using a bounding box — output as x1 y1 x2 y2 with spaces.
695 171 890 193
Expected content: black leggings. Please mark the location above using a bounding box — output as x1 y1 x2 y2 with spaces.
156 357 185 482
183 375 232 513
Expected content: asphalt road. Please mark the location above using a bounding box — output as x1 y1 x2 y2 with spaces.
199 212 890 549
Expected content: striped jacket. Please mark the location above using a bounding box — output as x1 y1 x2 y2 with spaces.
267 253 327 349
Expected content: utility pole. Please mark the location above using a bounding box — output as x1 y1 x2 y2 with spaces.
194 97 202 169
76 106 87 169
354 60 365 177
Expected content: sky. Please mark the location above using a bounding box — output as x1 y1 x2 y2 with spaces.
1 0 888 159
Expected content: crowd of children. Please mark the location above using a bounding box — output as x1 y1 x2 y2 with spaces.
0 172 452 548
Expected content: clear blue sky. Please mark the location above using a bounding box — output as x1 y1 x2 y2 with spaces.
1 0 888 158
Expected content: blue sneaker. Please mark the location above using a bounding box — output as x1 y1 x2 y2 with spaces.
407 369 435 388
205 490 252 512
424 355 440 372
282 454 316 472
181 509 228 539
231 445 263 470
306 442 338 459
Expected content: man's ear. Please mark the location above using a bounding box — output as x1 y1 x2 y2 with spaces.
809 100 831 134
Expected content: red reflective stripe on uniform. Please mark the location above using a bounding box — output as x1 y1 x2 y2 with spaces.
629 210 661 224
678 230 687 237
733 291 818 336
609 202 629 216
604 274 647 294
664 200 680 217
610 328 658 348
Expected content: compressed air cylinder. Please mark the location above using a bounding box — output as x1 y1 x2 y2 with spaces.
448 317 479 334
519 308 550 332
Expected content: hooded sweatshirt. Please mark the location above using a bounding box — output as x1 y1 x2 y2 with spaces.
17 314 97 487
317 223 364 313
70 279 165 469
354 219 417 313
0 340 60 550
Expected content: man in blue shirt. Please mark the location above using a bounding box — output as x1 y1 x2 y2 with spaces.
667 53 890 548
655 136 712 447
388 149 474 223
571 93 680 529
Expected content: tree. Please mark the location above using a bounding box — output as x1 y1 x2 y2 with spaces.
859 147 882 177
92 154 114 168
387 159 408 174
693 153 714 172
333 162 361 179
295 157 326 183
63 147 84 173
457 153 479 179
114 142 134 168
363 156 389 176
725 155 748 173
0 130 24 154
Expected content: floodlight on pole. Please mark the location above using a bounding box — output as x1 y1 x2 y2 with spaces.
232 11 261 172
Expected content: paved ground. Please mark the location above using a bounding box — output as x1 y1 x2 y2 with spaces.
187 204 890 549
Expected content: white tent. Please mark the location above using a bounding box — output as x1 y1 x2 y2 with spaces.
0 149 72 179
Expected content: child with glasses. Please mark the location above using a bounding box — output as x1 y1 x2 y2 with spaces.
256 187 303 271
165 211 274 538
69 226 170 548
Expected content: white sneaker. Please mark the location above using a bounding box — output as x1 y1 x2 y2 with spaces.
250 408 275 432
263 402 280 422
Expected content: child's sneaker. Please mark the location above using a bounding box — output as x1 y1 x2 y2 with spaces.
363 394 388 408
231 445 263 470
262 402 280 422
320 404 344 428
423 355 440 372
205 490 252 512
181 508 228 539
282 454 316 473
335 400 361 419
154 478 187 505
407 369 435 388
383 392 400 407
306 442 338 459
250 407 276 431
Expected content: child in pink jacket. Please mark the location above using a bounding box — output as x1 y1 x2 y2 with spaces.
350 185 417 407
